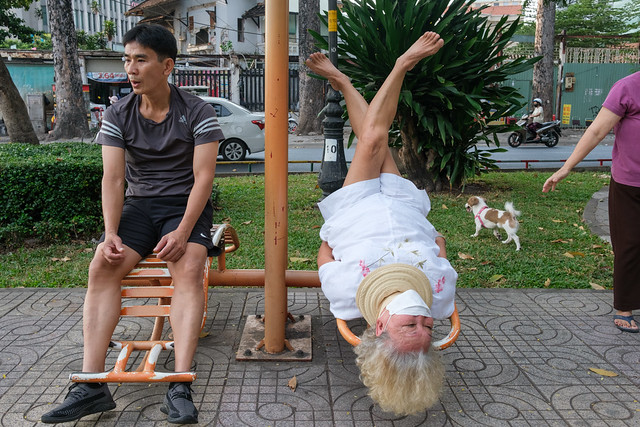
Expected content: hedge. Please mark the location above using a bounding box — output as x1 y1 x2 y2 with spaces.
0 142 220 246
0 143 103 244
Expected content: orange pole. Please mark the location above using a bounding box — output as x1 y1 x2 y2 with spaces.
210 269 321 288
264 0 289 353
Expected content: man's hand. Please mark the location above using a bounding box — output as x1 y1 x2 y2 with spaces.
154 229 189 262
101 233 126 265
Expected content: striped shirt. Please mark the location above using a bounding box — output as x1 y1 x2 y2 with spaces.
97 84 224 197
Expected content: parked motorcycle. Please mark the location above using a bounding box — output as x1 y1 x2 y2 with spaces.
508 114 561 148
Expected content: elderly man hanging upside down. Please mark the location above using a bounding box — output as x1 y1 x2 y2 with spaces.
308 31 457 415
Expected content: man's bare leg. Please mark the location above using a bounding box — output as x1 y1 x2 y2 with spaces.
167 243 207 372
82 246 142 372
307 32 443 186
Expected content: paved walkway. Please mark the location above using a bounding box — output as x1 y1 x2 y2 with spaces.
4 189 637 426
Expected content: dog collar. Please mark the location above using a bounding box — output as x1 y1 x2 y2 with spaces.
475 205 489 228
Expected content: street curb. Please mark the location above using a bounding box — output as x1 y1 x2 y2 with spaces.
583 185 610 243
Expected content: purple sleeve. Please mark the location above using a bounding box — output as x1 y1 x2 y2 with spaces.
602 80 627 118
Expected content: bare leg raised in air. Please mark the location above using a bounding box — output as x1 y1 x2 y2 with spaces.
306 31 443 186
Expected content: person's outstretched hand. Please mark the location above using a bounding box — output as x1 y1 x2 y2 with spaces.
542 169 570 192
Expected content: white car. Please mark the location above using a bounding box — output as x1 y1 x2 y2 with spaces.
198 96 265 161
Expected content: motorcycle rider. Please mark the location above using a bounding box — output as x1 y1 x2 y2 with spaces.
528 98 544 140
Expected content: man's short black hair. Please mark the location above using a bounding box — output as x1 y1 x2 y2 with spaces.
123 24 178 62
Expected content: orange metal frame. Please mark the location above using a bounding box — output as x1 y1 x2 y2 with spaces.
71 223 459 383
71 224 238 383
336 303 461 350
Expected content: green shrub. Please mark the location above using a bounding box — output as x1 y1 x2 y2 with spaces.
0 143 103 244
1 142 223 246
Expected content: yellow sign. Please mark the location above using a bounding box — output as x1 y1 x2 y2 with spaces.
328 10 337 32
562 104 571 125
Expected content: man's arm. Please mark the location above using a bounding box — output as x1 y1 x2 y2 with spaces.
317 241 335 268
154 141 219 262
101 145 126 264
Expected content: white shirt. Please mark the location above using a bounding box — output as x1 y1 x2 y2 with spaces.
318 174 457 321
532 106 544 123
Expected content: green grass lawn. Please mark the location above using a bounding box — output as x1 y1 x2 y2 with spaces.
0 171 613 289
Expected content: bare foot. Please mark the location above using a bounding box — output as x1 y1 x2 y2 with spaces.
305 52 349 91
397 31 444 71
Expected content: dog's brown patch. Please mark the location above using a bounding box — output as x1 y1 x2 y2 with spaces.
466 196 480 207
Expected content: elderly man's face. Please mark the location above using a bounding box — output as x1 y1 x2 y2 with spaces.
375 312 434 353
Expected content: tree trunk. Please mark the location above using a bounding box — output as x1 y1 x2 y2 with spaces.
0 59 39 144
396 114 442 192
46 0 89 140
532 0 556 122
297 0 324 135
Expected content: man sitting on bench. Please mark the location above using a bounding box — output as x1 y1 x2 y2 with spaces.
42 24 223 425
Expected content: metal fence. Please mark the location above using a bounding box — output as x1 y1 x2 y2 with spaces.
173 67 300 112
239 67 299 112
173 69 231 98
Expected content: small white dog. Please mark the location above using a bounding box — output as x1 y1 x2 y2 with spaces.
465 196 521 251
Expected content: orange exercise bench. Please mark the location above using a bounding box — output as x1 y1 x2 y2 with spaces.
70 223 239 383
336 303 461 350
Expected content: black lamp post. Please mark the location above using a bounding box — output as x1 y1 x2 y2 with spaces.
317 0 347 199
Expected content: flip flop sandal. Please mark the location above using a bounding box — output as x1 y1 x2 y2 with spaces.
613 314 639 333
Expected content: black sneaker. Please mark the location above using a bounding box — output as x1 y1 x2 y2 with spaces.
160 382 198 424
41 382 116 423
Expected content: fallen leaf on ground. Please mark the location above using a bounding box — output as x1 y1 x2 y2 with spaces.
563 252 574 258
242 221 252 225
311 225 321 229
544 278 551 288
458 252 474 260
441 204 448 209
83 248 93 253
290 257 311 263
480 261 492 265
589 368 617 377
551 239 569 243
288 376 297 391
592 244 603 249
567 251 585 257
489 274 504 282
552 219 565 223
50 257 71 262
590 282 605 290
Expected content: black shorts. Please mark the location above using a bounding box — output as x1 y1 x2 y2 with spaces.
99 196 220 258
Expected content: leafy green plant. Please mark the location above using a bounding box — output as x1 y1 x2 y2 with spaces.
0 142 222 246
103 19 115 41
312 0 538 191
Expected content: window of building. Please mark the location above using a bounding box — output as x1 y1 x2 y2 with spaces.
207 10 216 28
196 29 208 45
289 12 297 43
237 18 244 42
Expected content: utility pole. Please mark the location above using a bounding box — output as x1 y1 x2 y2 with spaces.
317 0 347 199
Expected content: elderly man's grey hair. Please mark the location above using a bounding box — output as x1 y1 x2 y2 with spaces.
353 327 444 415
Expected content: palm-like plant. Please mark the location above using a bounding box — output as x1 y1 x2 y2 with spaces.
313 0 538 190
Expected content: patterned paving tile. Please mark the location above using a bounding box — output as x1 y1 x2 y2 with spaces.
2 288 640 425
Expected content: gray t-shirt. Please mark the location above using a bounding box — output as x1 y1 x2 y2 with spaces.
97 84 224 197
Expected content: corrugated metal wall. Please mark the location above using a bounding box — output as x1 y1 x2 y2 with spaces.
502 63 638 126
